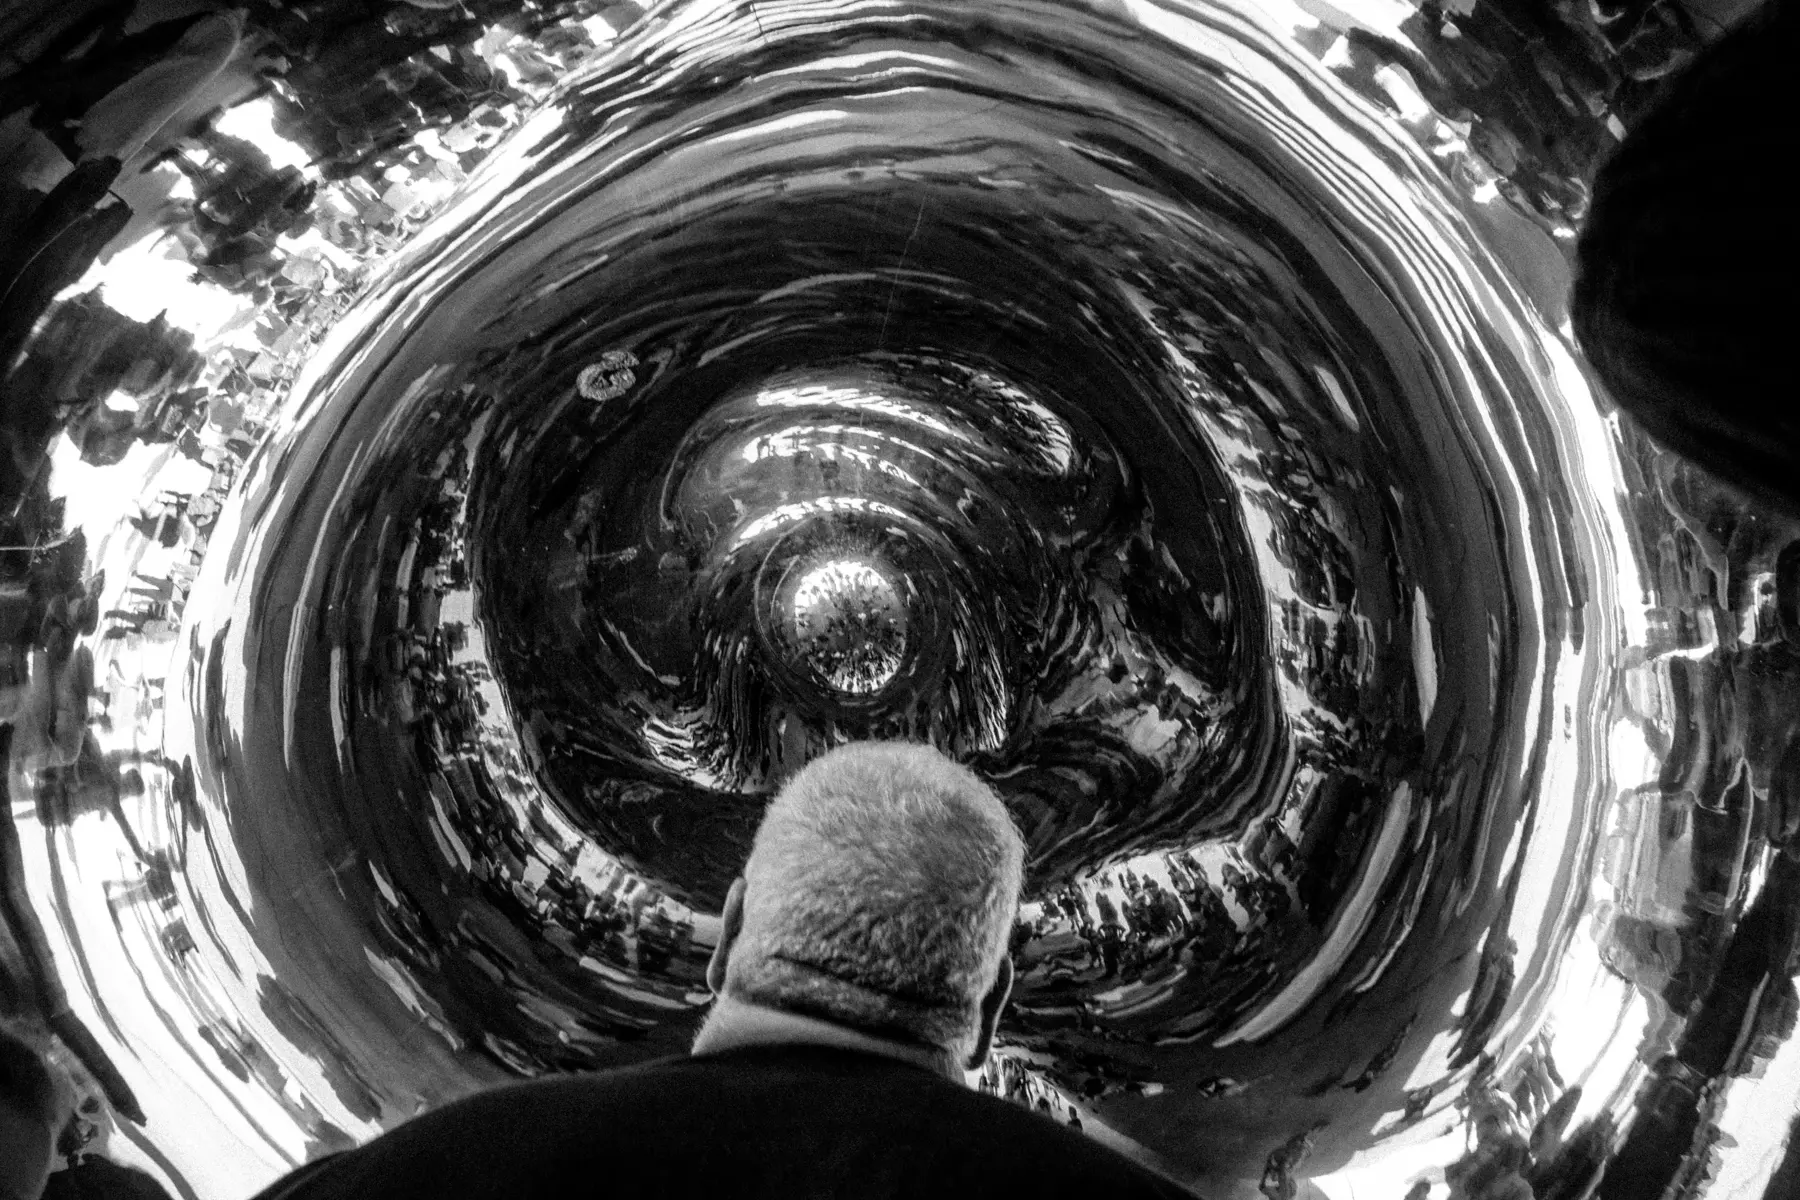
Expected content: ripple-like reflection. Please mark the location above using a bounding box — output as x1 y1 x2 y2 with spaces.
2 1 1796 1198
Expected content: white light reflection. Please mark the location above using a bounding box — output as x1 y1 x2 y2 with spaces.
738 426 926 489
214 98 316 175
733 495 908 545
753 383 968 441
58 235 252 337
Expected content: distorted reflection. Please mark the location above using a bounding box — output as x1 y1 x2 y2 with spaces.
1 0 1793 1197
786 559 908 695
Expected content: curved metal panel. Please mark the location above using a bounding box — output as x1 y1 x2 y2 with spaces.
1 2 1793 1198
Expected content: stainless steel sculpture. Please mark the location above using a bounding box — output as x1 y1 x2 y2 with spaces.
2 0 1794 1197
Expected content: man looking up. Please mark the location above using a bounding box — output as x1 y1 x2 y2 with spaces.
255 741 1194 1198
692 737 1024 1077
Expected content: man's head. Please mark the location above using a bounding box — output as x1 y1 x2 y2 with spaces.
706 742 1025 1072
0 1026 59 1200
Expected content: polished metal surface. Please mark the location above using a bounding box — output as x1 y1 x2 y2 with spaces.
2 1 1795 1198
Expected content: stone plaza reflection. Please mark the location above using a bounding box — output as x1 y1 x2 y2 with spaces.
2 0 1795 1198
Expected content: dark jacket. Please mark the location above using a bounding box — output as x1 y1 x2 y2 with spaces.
252 1043 1197 1199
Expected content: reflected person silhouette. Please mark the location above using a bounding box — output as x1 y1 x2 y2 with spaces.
1 1023 62 1200
1 1023 173 1200
1573 0 1797 516
250 742 1194 1199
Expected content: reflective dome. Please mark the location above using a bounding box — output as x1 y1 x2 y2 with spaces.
784 556 907 694
1 0 1794 1198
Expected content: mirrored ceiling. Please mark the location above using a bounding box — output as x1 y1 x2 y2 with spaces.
2 1 1795 1198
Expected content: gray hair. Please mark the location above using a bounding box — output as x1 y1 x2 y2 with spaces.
726 742 1025 1063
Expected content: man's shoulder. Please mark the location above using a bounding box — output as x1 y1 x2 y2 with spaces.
904 1078 1193 1195
255 1047 1196 1199
628 1047 1194 1195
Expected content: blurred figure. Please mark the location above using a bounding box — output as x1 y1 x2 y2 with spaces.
0 1025 176 1200
41 1152 174 1200
251 742 1193 1199
70 10 245 165
1 1023 62 1200
1572 0 1797 514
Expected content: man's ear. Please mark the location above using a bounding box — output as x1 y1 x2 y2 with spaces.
706 877 748 996
966 956 1014 1071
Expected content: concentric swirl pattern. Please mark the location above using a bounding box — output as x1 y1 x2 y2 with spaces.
4 1 1796 1198
173 0 1629 1177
